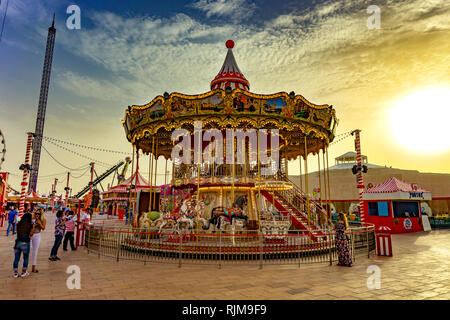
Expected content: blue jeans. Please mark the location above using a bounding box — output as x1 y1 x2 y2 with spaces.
13 241 30 271
6 222 16 236
50 234 64 257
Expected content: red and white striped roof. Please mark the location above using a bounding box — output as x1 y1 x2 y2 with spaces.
364 177 430 194
377 226 391 231
102 171 149 194
210 40 250 91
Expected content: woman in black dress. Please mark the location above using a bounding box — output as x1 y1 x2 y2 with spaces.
335 212 352 267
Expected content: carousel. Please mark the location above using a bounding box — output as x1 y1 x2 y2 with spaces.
120 40 338 255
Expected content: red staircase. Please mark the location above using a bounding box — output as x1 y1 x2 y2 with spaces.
259 173 330 242
260 190 327 241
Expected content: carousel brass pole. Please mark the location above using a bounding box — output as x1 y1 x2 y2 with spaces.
132 147 139 226
148 152 152 213
299 151 303 190
232 132 235 204
304 135 310 243
171 155 175 216
318 151 322 208
326 146 332 220
257 128 261 232
164 158 168 212
271 130 275 212
149 137 154 214
196 129 201 242
285 140 288 177
153 137 158 210
321 149 328 224
128 144 135 228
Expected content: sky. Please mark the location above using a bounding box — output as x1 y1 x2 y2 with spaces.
0 0 449 196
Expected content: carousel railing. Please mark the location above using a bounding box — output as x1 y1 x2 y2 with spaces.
276 172 331 224
173 163 278 181
84 222 376 268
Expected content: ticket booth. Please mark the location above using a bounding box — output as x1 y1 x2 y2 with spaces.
362 177 431 234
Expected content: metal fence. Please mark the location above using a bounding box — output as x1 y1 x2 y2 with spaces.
84 223 375 268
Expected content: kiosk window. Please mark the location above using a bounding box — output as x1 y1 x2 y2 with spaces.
392 201 419 218
368 202 389 216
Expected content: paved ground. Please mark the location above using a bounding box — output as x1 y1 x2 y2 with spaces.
0 213 449 300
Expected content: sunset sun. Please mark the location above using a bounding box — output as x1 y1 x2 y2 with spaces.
390 87 450 153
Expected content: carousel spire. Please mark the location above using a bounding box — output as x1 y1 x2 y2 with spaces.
210 40 250 91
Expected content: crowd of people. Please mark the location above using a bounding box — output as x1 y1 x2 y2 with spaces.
7 205 91 278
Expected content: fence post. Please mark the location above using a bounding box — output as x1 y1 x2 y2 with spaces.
98 227 103 259
219 230 222 269
116 230 121 262
259 230 263 270
329 228 332 266
178 230 182 268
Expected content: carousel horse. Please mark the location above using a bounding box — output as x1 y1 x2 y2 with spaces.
215 213 248 246
174 198 206 233
156 211 178 233
202 204 249 233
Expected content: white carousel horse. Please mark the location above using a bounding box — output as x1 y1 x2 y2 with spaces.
216 215 248 246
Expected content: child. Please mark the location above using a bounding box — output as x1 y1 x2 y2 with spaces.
63 211 77 251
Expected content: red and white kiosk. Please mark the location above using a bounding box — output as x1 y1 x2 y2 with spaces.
362 177 431 233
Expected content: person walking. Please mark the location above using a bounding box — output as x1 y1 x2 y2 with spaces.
6 206 18 236
335 212 352 267
49 210 66 261
13 213 34 278
63 210 77 251
30 209 46 273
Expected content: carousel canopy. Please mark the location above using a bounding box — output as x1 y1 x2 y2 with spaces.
102 171 149 195
122 40 338 160
363 177 431 201
210 40 250 91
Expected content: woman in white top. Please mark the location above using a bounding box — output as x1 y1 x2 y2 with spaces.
31 209 46 273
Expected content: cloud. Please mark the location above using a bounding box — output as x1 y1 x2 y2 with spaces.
50 0 449 110
3 0 450 192
190 0 257 20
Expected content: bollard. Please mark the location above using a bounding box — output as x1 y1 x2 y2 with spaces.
376 226 393 256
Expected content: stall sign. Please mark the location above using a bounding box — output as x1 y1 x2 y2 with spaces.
409 192 424 199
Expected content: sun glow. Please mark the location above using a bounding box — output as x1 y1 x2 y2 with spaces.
389 87 450 153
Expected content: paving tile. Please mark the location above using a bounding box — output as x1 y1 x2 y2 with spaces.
1 216 449 300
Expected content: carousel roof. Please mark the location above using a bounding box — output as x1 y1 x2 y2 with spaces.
210 40 250 91
364 177 430 194
102 171 149 194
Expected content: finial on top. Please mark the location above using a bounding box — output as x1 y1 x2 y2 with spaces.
51 13 55 28
225 40 234 49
